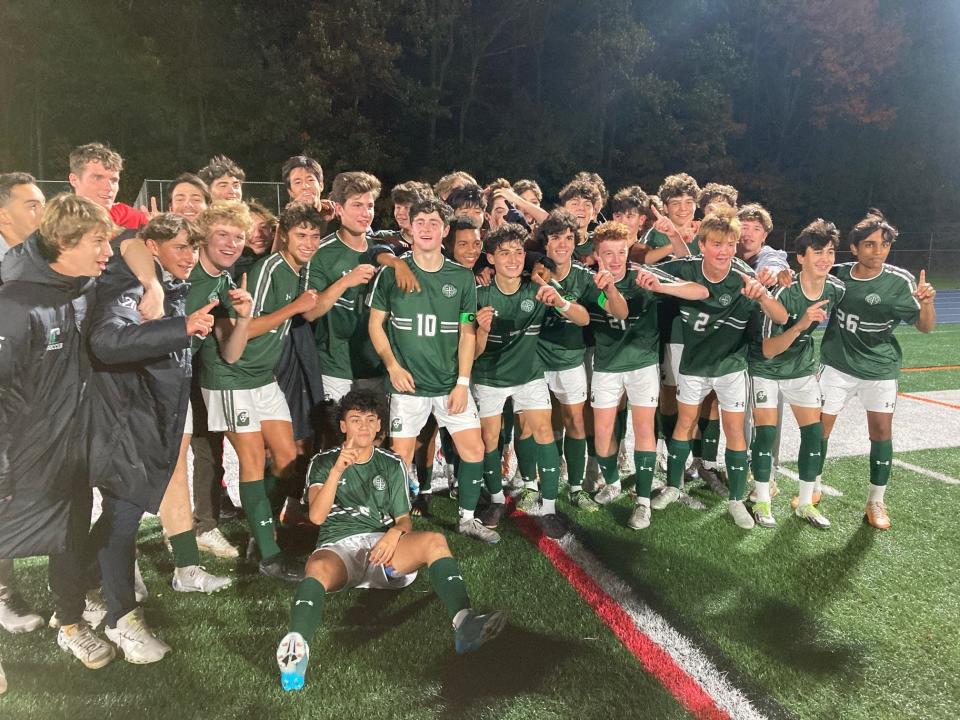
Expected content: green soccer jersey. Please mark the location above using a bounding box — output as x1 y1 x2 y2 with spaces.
536 262 602 371
307 232 382 381
643 230 695 344
200 252 301 390
474 279 547 387
185 258 237 354
368 254 478 396
573 232 594 261
748 273 846 380
306 446 411 546
657 256 759 378
820 263 921 380
587 265 677 373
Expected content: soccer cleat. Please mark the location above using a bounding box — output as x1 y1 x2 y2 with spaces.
105 608 171 664
49 590 107 630
515 488 541 514
536 513 567 539
172 565 233 594
593 484 624 505
864 500 891 530
752 500 776 528
478 502 508 529
790 491 823 509
259 554 305 583
410 492 433 517
569 489 600 512
454 610 506 654
196 528 240 559
696 461 728 495
277 632 310 691
457 518 501 544
134 558 149 603
728 500 756 529
0 592 45 633
748 479 780 503
57 621 116 669
627 503 651 530
795 503 831 529
650 486 681 510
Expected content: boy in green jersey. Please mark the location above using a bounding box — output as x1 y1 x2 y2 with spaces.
533 210 628 510
199 202 323 582
471 224 591 539
559 179 602 264
747 219 846 529
586 223 708 530
368 199 493 543
275 390 504 691
818 210 937 530
652 209 788 528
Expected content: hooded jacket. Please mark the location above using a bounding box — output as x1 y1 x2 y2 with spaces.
0 234 94 558
86 254 192 512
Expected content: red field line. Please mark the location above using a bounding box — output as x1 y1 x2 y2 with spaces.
900 365 960 373
897 392 960 411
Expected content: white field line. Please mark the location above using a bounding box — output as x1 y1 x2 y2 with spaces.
892 459 960 485
557 532 770 720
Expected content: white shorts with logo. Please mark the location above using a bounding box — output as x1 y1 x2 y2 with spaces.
751 374 822 410
472 378 552 418
389 392 481 438
678 370 748 412
318 532 417 591
591 364 660 409
660 343 684 387
544 365 589 405
201 381 292 433
322 375 386 403
819 364 898 415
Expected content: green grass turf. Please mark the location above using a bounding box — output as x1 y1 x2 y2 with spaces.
0 499 690 720
568 446 960 720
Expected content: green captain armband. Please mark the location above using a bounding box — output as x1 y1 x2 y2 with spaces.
597 292 608 309
460 312 477 323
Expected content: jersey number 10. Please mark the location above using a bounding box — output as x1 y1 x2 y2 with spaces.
417 313 438 337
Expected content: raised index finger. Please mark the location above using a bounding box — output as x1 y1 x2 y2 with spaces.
919 269 926 286
240 273 248 290
199 298 220 313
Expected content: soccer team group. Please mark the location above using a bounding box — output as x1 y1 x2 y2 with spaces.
0 142 936 693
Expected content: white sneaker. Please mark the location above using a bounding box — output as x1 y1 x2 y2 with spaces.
728 500 756 529
57 621 116 669
172 565 233 594
0 593 45 633
458 517 500 544
594 484 624 505
49 590 107 630
196 528 240 559
650 486 681 510
105 608 171 664
627 503 651 530
134 558 149 603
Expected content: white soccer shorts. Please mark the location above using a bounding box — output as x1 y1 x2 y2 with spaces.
318 532 417 591
201 381 292 433
544 365 589 405
751 374 822 410
322 375 386 403
591 364 660 409
472 378 552 418
819 364 897 415
678 370 748 412
388 392 481 438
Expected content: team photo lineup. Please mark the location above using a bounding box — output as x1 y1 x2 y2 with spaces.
0 142 940 696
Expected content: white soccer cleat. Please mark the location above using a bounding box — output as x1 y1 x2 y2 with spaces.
728 500 755 529
0 593 45 633
196 528 240 559
458 518 500 544
105 608 171 664
650 486 681 510
277 632 310 691
593 484 624 505
172 565 233 594
57 621 115 669
627 503 651 530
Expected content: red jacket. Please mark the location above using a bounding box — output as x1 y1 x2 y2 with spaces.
111 202 149 230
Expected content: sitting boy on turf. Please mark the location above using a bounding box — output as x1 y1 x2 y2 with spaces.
275 389 505 691
817 210 936 529
471 223 591 539
652 208 788 528
746 219 846 529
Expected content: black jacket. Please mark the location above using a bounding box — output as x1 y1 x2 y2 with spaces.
0 234 94 558
87 255 192 513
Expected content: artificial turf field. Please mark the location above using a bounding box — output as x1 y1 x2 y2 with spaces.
2 326 958 720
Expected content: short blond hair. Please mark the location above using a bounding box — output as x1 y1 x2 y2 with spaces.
38 193 117 261
197 201 254 240
69 142 123 176
698 206 741 245
592 221 631 246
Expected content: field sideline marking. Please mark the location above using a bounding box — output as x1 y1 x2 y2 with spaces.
900 365 960 373
896 392 960 411
509 505 769 720
892 459 960 485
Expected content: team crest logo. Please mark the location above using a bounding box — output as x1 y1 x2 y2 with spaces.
46 328 63 351
718 294 732 307
372 475 387 491
208 291 219 303
866 293 882 305
236 411 250 427
441 284 458 298
520 299 535 312
391 417 402 432
755 390 768 404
